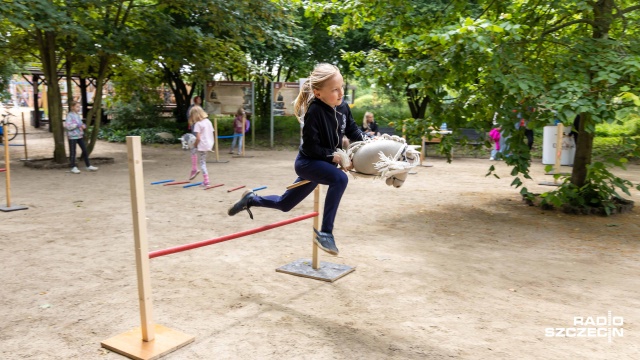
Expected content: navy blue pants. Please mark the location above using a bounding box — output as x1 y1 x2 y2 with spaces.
251 153 348 234
68 138 90 168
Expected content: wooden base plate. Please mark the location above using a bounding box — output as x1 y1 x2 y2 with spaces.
538 181 561 187
276 258 355 282
0 204 28 212
101 324 194 360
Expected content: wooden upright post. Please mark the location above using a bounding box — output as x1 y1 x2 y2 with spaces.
20 113 30 161
101 136 193 360
241 114 246 156
0 122 28 212
127 136 155 342
213 117 219 162
209 117 228 163
3 125 10 208
276 181 355 282
539 123 568 187
554 123 564 175
312 186 320 269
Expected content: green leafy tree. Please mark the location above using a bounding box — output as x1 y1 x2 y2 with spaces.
0 0 162 160
69 1 128 154
311 0 640 214
0 0 80 162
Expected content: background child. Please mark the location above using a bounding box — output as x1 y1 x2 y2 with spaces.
64 101 98 174
361 111 380 137
230 107 245 155
228 63 366 256
489 127 501 160
188 106 214 186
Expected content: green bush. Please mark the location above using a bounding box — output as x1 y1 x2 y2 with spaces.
105 98 165 130
98 127 177 144
351 94 411 128
595 109 640 137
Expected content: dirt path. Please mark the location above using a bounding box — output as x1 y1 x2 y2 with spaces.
1 121 639 359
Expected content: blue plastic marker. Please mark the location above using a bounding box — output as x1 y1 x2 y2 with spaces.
252 186 267 192
151 179 175 185
183 182 203 188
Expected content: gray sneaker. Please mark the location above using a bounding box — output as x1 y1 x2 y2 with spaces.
313 229 339 255
70 167 80 174
86 165 98 171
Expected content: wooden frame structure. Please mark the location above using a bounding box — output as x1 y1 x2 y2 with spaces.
102 136 353 359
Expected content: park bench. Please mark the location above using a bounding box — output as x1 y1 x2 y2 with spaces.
454 128 486 147
422 128 488 160
453 128 488 157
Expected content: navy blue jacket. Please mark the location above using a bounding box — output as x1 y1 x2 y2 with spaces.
299 99 365 162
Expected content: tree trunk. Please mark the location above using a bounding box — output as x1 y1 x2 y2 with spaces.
86 56 110 154
162 65 193 129
570 0 613 188
405 86 429 119
36 30 66 163
65 52 72 110
254 78 271 130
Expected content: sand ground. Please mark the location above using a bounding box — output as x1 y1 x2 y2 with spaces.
1 111 640 359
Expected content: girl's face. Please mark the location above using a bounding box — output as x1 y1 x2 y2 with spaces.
314 73 344 107
73 103 81 113
366 114 374 123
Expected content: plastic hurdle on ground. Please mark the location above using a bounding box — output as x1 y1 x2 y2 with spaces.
183 182 203 188
204 183 224 190
151 179 175 185
227 185 246 192
163 181 190 186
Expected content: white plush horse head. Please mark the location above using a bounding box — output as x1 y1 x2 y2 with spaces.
339 134 420 188
180 133 196 150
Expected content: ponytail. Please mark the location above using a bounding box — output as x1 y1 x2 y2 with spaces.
294 81 313 124
293 63 340 124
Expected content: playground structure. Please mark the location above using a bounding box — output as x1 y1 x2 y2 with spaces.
1 114 28 212
101 136 353 360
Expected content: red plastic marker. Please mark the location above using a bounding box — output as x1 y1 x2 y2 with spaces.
204 183 224 190
227 185 246 192
163 181 190 186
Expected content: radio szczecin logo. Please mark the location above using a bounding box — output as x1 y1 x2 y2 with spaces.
545 311 623 342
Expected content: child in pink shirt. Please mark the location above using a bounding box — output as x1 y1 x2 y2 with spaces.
188 106 215 186
489 127 501 160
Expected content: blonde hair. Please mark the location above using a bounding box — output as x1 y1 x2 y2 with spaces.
293 63 340 123
189 105 207 127
362 112 373 129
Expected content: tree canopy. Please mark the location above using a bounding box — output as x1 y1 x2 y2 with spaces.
2 0 639 213
308 0 640 214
